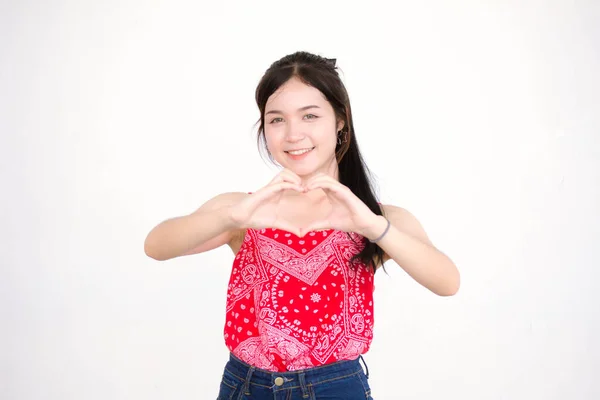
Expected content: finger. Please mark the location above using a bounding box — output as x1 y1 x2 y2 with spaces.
303 219 332 234
255 181 304 201
273 218 302 237
305 174 340 188
268 169 302 186
268 174 287 185
306 178 347 194
278 169 303 185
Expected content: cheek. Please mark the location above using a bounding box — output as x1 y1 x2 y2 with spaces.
263 128 277 147
319 127 338 146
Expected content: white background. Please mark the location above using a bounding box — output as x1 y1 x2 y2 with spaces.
2 1 599 399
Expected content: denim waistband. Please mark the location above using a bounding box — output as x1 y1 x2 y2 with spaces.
224 353 370 391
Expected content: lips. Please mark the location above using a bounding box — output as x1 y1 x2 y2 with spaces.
285 147 315 155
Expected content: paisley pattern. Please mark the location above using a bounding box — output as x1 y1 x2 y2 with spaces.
223 228 375 372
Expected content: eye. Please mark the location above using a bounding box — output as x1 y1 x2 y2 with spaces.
269 117 283 124
304 114 318 120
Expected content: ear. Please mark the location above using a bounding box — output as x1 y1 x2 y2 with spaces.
337 119 345 132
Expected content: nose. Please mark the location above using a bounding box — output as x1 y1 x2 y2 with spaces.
284 121 305 143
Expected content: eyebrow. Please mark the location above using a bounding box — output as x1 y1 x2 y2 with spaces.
265 105 321 116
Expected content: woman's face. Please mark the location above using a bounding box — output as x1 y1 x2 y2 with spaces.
264 77 344 181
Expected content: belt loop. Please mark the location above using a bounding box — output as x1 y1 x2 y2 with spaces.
241 366 255 396
359 355 370 379
298 372 310 398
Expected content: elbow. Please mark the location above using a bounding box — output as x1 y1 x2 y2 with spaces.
144 235 168 261
437 284 459 297
437 269 460 296
145 249 163 261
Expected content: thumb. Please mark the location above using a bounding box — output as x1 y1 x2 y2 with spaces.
274 219 303 238
302 219 331 236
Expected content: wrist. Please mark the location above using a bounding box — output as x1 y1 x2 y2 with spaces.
222 204 246 230
362 215 389 242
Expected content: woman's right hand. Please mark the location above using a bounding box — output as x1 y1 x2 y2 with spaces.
229 169 305 236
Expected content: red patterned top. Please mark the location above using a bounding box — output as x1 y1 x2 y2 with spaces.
223 227 375 372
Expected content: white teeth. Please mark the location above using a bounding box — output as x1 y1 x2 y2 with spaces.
288 148 313 155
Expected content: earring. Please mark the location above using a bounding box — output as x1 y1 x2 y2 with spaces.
337 130 348 145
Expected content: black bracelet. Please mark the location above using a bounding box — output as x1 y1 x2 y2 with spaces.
369 218 391 243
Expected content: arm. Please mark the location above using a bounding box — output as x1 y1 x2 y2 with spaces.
367 205 460 296
144 192 247 261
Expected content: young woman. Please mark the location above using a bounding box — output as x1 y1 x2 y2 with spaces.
144 51 460 399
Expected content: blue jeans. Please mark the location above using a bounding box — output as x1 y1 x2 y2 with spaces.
217 353 374 400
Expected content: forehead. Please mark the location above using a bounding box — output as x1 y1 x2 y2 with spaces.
265 77 328 110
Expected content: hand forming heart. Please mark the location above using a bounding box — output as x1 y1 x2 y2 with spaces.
229 170 381 238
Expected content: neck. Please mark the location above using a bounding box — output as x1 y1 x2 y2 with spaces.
297 158 339 186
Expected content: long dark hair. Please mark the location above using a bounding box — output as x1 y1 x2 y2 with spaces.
254 51 385 272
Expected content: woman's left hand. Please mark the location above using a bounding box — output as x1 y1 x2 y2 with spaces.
302 173 385 238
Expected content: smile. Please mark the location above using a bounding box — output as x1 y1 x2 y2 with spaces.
285 147 315 155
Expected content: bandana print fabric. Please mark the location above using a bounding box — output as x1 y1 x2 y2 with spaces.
223 227 375 372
